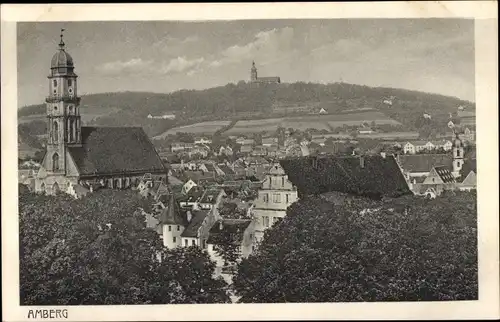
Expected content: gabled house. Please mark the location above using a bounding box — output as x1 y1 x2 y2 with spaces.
417 166 457 198
180 209 220 249
178 185 204 209
207 219 256 269
197 188 226 211
182 179 198 194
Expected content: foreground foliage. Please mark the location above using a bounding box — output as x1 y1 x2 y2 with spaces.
233 191 477 302
19 189 229 305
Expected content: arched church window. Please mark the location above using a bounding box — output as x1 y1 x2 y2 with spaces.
69 119 74 142
52 153 59 172
53 121 59 143
53 182 60 194
68 79 72 87
53 79 57 87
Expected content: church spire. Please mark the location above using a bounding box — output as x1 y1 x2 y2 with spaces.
59 28 65 49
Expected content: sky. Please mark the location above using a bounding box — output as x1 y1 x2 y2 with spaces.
17 19 475 107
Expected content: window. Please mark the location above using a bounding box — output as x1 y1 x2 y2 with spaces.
192 240 196 246
173 237 176 243
68 79 72 87
264 216 270 227
263 193 269 202
52 121 59 143
52 153 59 172
286 194 289 203
432 178 435 183
282 177 285 187
184 240 188 246
53 79 57 87
177 225 180 231
168 225 171 231
273 193 281 203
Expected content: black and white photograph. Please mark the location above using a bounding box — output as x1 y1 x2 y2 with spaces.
2 2 498 321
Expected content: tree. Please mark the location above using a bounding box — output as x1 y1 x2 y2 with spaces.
211 231 242 269
19 189 229 305
233 192 477 302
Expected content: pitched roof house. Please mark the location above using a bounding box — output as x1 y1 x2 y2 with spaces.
280 155 411 199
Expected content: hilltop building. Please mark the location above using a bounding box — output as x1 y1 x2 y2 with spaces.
250 61 280 84
35 31 167 195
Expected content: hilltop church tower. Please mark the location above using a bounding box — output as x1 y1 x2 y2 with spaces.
250 61 258 82
45 29 82 176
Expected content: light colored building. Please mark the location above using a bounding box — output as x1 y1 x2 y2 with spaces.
251 163 298 243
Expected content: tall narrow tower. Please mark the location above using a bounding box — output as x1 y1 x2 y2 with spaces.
250 61 258 82
452 130 464 176
45 29 81 175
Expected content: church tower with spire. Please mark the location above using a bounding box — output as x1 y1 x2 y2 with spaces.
250 61 258 82
45 29 82 176
452 130 465 177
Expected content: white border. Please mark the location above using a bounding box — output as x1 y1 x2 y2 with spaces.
2 2 499 321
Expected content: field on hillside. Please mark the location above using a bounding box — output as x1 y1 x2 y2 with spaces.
18 107 120 125
225 111 400 135
155 120 231 138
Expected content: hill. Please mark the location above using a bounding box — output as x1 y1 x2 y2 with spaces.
18 82 474 155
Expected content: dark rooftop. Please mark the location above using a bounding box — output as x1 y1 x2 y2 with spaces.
207 219 252 245
69 127 166 176
280 155 411 199
181 210 209 238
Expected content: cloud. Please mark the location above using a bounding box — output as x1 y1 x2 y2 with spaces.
159 56 205 74
98 56 205 76
208 27 295 68
98 58 153 75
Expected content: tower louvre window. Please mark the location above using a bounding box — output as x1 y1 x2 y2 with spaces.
53 79 57 87
68 79 72 87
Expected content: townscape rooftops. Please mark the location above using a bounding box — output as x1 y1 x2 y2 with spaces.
397 154 453 173
69 127 166 176
159 194 186 226
218 165 236 175
280 155 411 198
433 166 456 184
181 210 209 237
199 188 224 204
207 219 252 245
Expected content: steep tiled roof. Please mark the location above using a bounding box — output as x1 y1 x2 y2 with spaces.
181 210 208 237
433 166 456 183
199 188 223 204
207 219 252 245
204 163 217 173
397 154 453 173
159 194 186 226
178 186 204 203
280 155 411 199
69 127 165 176
218 165 236 175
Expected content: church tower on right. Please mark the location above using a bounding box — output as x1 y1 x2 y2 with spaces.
250 61 258 82
452 131 464 177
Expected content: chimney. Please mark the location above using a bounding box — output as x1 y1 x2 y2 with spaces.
380 152 386 159
186 210 192 223
359 156 365 168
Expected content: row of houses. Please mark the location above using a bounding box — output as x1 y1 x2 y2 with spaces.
402 140 453 154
